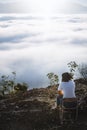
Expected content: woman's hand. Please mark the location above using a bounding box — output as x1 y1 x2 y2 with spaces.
58 90 63 96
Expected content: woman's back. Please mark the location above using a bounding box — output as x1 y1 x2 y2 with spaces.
58 80 76 98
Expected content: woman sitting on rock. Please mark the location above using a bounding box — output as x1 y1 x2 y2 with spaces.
57 72 76 107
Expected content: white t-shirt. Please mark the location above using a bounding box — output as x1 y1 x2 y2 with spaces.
58 80 76 98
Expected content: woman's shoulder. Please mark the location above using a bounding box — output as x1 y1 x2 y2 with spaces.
59 80 75 85
68 80 75 86
69 80 75 83
62 80 75 84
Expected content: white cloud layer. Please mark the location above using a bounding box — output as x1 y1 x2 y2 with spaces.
0 0 87 14
0 14 87 88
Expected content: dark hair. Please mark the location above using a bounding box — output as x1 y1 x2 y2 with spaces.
62 72 73 82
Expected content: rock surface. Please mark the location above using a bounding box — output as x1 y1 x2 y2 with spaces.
0 83 87 130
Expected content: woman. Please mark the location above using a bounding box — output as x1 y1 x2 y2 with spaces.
57 72 76 106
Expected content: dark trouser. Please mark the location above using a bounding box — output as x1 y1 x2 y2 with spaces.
63 98 78 108
57 96 77 107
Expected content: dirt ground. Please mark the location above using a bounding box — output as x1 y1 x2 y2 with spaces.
0 84 87 130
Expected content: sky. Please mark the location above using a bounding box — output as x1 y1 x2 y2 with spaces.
0 0 87 88
0 0 87 14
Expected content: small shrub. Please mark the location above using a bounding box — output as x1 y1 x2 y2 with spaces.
14 83 28 92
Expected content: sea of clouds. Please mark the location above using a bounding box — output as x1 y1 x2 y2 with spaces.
0 14 87 88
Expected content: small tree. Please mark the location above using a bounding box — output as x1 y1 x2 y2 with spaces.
11 71 16 91
0 71 16 95
0 75 9 95
0 72 29 95
47 72 59 86
67 61 78 76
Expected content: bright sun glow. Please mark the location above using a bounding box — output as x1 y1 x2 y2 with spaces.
18 0 69 16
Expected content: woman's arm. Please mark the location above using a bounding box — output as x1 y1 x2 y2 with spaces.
58 83 63 96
